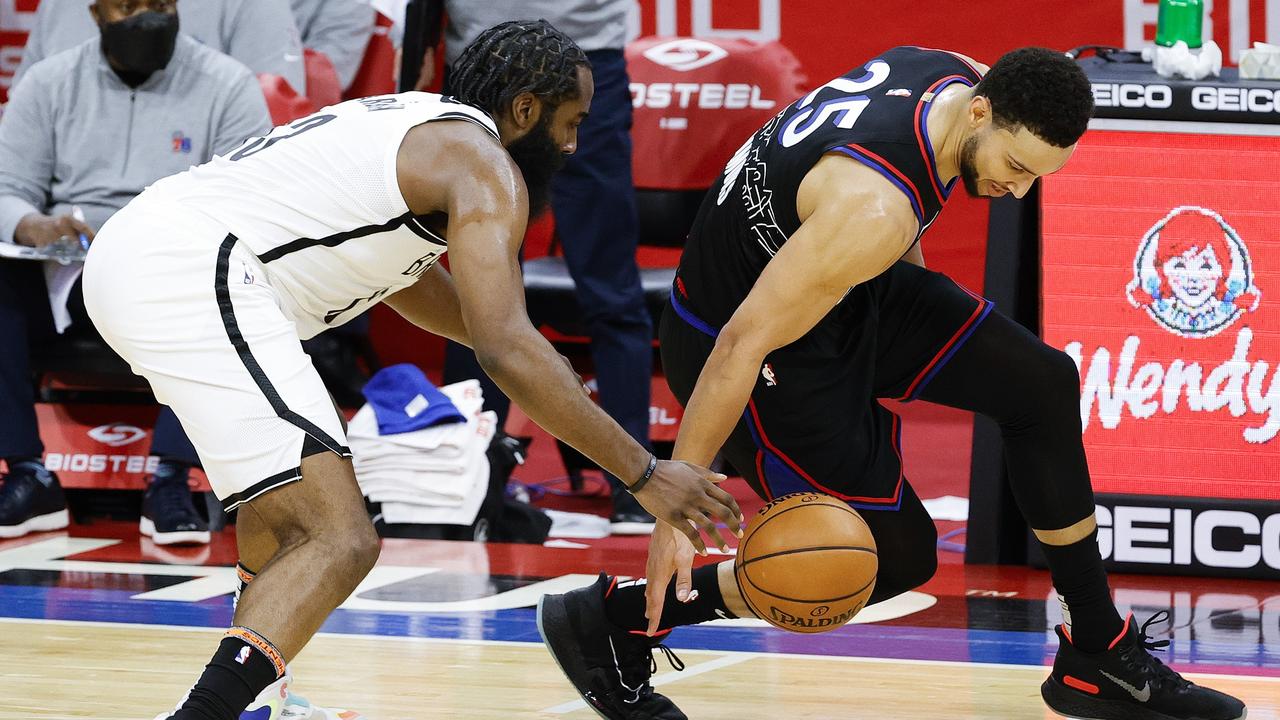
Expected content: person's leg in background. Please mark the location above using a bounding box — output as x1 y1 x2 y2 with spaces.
143 408 211 545
0 259 67 538
552 48 654 533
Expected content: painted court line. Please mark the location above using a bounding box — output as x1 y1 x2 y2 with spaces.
3 617 1277 684
540 654 754 714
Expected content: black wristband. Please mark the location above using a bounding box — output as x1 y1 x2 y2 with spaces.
629 454 657 494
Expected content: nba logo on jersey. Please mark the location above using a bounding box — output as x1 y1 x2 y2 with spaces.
236 646 252 665
885 88 913 97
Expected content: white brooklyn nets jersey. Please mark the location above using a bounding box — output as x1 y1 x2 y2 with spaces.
145 92 500 339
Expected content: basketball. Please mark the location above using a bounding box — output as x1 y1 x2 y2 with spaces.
734 492 878 633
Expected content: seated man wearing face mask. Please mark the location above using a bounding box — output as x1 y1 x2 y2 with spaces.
0 1 270 545
14 0 307 97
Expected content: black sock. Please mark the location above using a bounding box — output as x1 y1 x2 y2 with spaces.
1041 530 1126 653
603 565 735 634
172 627 284 720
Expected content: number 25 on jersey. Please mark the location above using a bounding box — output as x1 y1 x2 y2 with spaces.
779 61 891 148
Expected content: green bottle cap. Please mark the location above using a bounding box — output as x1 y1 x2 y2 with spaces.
1156 0 1204 49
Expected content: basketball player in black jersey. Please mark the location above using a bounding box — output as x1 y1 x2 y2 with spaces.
538 47 1246 720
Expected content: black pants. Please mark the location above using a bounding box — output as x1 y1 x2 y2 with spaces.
445 49 652 484
662 262 1094 603
0 259 196 463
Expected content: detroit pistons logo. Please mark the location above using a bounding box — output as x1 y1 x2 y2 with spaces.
1125 206 1261 339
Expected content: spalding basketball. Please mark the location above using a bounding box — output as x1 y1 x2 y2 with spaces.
733 492 878 633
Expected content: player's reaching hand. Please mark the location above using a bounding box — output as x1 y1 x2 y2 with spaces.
643 519 699 636
630 461 741 555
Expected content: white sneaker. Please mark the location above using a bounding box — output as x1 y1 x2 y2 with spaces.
280 692 366 720
266 672 366 720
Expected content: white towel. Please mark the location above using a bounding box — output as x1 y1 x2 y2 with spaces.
354 389 497 526
372 411 496 526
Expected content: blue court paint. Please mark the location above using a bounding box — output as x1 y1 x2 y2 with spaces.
2 584 1276 675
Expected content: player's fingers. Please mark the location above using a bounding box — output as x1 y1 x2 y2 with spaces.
705 484 744 534
674 561 694 603
676 520 708 556
706 521 736 554
705 491 742 527
645 577 670 636
646 607 663 636
692 511 726 553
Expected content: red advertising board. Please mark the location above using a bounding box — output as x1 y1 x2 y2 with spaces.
29 403 210 491
632 1 1278 83
626 36 807 190
1041 129 1280 503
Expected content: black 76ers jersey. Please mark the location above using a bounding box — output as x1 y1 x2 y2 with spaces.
677 46 984 328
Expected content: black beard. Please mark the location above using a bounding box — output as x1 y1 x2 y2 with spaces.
506 115 566 219
959 134 982 198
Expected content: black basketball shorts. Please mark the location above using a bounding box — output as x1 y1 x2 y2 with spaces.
661 261 991 512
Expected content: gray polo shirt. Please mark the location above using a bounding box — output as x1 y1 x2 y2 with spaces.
442 0 629 65
0 34 272 245
291 0 376 91
13 0 306 96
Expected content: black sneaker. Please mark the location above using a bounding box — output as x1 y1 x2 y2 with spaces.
610 490 656 536
1042 612 1247 720
0 464 69 539
538 574 688 720
140 468 210 546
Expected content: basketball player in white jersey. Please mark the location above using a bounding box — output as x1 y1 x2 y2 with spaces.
82 20 743 720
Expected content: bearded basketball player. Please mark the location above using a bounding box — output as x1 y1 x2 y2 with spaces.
538 46 1246 720
82 20 742 720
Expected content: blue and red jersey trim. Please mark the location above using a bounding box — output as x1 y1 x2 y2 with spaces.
831 143 927 227
915 74 975 204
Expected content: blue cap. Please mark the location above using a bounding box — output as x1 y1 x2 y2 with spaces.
360 363 466 435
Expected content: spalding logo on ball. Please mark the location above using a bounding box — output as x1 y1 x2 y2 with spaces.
734 492 878 634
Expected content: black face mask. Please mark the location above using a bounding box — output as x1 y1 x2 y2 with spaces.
100 11 180 77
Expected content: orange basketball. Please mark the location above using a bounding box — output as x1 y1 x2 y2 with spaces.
733 492 878 633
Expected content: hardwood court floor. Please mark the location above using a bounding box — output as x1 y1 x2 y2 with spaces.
3 619 1277 720
2 527 1278 719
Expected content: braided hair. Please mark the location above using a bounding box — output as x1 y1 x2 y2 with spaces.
447 19 590 119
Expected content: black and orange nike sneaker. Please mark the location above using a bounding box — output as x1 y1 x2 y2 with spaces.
1042 612 1247 720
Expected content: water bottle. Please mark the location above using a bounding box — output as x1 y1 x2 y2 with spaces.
1156 0 1205 49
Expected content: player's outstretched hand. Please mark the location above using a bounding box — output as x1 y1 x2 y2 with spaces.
631 460 742 554
644 520 698 636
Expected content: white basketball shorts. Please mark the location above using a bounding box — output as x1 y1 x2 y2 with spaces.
82 193 350 511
